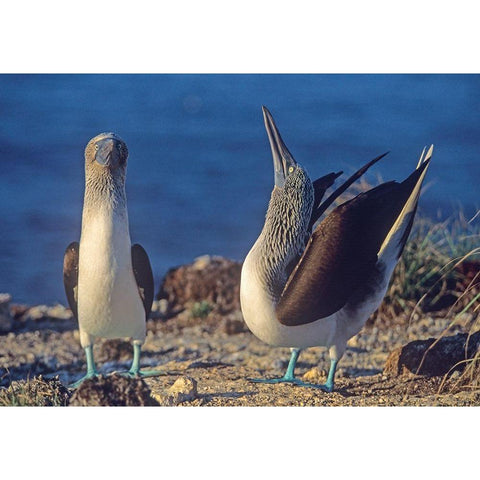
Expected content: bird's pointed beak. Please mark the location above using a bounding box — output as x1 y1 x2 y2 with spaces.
95 138 117 167
262 106 297 188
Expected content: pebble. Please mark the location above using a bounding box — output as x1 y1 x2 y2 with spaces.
152 376 198 406
302 367 326 383
157 299 169 316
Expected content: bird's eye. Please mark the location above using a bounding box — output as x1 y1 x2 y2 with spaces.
94 145 99 151
117 144 122 152
288 166 294 173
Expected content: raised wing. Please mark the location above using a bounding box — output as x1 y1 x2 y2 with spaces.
311 151 390 225
131 244 154 319
276 159 430 326
63 242 79 320
308 171 343 231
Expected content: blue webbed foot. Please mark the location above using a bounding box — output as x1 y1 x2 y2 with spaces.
248 349 337 392
116 368 168 379
115 343 167 379
69 370 99 389
249 376 333 391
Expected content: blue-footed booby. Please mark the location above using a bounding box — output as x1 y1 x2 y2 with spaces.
240 107 433 392
63 132 162 388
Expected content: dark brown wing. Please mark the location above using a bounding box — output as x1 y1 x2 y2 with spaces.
63 242 79 320
311 151 390 224
131 244 154 319
276 163 428 326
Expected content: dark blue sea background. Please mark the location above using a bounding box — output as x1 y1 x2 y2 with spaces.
0 74 479 304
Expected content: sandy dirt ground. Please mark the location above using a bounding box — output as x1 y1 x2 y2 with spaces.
1 303 478 406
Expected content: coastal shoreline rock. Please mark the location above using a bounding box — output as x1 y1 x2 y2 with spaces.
384 330 480 377
156 255 242 318
0 294 14 333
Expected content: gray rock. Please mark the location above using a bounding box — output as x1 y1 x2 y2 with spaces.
0 293 13 333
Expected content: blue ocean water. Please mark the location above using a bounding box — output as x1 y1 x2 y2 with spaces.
0 74 479 304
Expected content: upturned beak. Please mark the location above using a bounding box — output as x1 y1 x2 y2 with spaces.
262 106 297 188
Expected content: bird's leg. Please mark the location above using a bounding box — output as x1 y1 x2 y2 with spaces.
317 344 343 392
117 342 167 379
249 347 335 391
319 359 338 393
69 345 99 388
249 347 301 384
129 341 142 374
283 347 301 381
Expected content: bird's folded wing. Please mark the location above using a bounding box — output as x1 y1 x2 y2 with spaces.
276 162 429 326
63 242 79 320
131 244 154 319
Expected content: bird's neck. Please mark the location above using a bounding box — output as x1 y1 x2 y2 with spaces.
84 173 126 210
81 176 129 241
249 187 313 301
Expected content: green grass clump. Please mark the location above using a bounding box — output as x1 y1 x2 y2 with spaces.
0 376 71 406
190 300 214 319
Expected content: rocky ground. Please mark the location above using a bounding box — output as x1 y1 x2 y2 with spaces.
1 256 479 406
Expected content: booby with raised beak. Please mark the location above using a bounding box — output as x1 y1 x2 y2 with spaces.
240 107 433 392
63 132 162 388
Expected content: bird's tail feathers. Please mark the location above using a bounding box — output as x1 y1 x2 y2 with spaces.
377 145 433 267
416 144 434 169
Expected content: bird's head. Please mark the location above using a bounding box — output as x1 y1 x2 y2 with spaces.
262 106 309 192
84 132 129 179
260 107 314 262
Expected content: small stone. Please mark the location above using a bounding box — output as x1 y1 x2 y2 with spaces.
0 293 13 333
302 367 326 383
152 376 198 406
157 299 169 315
169 376 197 397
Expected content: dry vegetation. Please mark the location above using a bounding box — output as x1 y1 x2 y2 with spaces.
377 211 480 395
